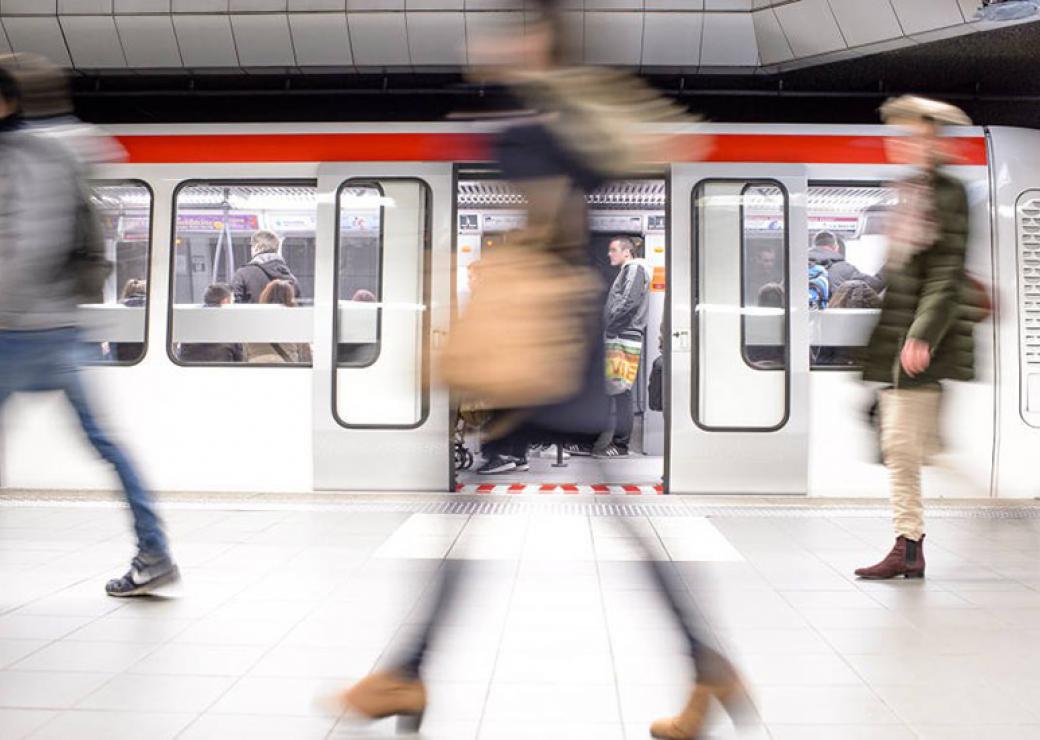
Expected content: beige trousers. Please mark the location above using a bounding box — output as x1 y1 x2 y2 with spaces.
879 386 942 541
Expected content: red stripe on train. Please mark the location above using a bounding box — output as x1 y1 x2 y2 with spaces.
113 133 988 166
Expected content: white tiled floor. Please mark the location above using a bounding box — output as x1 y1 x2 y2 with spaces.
2 497 1040 739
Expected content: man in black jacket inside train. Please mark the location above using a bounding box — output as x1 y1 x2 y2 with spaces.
231 229 301 304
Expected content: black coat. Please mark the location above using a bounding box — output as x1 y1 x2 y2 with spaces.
178 342 244 364
492 122 610 439
231 256 301 305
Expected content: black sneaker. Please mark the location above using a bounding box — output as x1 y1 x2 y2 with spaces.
512 456 530 472
477 455 517 475
593 444 629 459
106 552 180 597
564 444 593 457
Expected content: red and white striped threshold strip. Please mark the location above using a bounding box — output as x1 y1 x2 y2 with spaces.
456 483 663 495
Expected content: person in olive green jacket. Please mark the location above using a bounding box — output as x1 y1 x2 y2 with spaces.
855 96 978 580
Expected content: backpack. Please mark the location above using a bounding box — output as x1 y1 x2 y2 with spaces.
648 355 663 412
65 184 112 303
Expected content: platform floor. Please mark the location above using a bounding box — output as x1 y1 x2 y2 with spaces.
1 494 1040 739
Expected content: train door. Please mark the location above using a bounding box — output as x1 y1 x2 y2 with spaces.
312 163 453 491
668 165 810 494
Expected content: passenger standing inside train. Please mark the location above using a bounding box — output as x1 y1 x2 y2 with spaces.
177 283 244 364
230 230 301 305
809 230 884 294
328 5 751 738
0 61 179 597
596 235 651 458
855 96 976 580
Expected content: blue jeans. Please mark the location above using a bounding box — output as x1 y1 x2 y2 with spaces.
0 328 169 557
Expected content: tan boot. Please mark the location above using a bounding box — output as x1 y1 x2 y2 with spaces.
332 671 427 732
650 672 750 740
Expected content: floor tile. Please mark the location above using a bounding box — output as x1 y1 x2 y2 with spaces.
0 671 113 710
127 643 267 676
178 713 337 740
27 710 194 740
76 673 235 713
483 683 621 724
12 641 155 673
0 709 58 740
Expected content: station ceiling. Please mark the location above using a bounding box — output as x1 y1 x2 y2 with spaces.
0 0 1031 75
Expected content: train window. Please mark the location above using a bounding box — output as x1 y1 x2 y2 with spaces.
333 179 430 429
83 181 153 365
168 182 317 366
806 184 895 369
694 180 788 431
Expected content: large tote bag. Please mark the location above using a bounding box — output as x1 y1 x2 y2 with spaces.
440 241 599 410
604 332 643 396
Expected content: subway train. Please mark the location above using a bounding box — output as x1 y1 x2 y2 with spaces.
1 122 1038 499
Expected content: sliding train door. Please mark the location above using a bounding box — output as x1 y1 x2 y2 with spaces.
668 164 810 494
312 163 453 491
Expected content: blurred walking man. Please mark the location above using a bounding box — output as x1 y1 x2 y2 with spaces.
0 58 178 596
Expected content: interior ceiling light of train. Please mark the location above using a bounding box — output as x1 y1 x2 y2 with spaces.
458 180 666 210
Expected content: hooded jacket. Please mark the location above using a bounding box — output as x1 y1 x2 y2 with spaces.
808 247 884 294
604 258 651 338
230 253 301 305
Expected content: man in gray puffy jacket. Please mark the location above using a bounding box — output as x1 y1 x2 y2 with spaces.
597 235 651 457
0 58 177 597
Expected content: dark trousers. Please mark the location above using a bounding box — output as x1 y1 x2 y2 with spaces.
0 329 169 557
394 503 724 682
595 389 633 453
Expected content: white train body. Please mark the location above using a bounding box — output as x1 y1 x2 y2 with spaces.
2 122 1037 498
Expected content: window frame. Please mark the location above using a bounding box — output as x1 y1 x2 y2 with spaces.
166 178 318 369
738 181 788 373
331 177 433 431
87 178 156 368
333 180 386 370
691 178 791 433
806 179 890 372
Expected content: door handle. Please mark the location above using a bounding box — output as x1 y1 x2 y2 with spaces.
672 329 691 351
432 329 447 350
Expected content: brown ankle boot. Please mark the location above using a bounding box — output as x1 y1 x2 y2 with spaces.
854 535 925 580
649 668 750 739
331 670 426 732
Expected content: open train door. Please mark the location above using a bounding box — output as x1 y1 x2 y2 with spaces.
668 164 810 494
312 163 453 491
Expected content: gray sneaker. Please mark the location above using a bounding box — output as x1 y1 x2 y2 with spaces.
106 552 180 597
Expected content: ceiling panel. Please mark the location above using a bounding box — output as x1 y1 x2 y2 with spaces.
890 0 964 34
407 11 465 65
347 0 404 10
3 1 58 12
2 16 73 66
642 12 702 66
910 23 973 43
115 14 183 67
957 0 980 21
585 0 641 10
700 10 757 66
172 13 239 67
645 0 703 9
59 0 113 12
410 0 462 9
60 15 127 68
462 0 522 7
775 0 846 57
230 13 296 67
584 11 643 66
827 0 902 48
115 0 172 11
464 10 522 65
347 12 408 66
172 0 229 11
751 8 792 65
706 0 752 9
289 0 345 9
288 11 352 66
229 0 286 9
